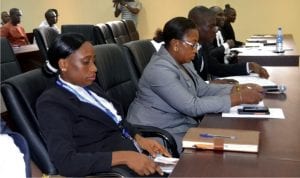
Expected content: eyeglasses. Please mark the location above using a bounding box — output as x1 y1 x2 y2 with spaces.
181 40 201 51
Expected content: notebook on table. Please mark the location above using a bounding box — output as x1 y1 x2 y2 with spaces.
182 127 260 153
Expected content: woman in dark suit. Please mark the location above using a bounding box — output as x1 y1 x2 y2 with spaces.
36 33 170 177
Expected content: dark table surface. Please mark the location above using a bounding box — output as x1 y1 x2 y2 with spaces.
170 67 300 177
238 35 299 66
13 44 44 72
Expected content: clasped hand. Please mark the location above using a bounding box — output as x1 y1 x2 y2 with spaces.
135 134 171 158
125 134 171 176
239 83 264 104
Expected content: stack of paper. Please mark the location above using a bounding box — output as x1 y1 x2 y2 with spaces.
222 101 285 119
218 74 276 86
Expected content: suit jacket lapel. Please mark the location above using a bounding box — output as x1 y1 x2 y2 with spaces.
158 47 197 94
58 85 120 129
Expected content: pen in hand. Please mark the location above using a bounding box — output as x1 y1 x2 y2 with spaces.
200 133 236 140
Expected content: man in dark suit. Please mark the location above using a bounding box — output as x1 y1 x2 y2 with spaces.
188 6 269 83
210 6 237 64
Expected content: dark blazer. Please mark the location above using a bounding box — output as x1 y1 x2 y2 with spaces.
193 43 248 81
221 22 244 47
36 82 138 177
210 39 227 64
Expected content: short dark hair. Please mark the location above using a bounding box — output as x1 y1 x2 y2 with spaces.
9 8 20 16
188 6 214 27
209 6 223 15
50 9 58 16
154 17 196 48
46 33 86 74
45 9 56 18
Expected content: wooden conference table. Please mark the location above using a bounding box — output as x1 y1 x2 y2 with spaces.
12 44 43 72
237 34 299 66
170 67 300 177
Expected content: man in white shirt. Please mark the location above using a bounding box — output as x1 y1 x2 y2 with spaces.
39 9 60 33
113 0 142 26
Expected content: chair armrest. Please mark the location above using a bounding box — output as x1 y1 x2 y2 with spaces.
132 124 179 158
93 166 138 177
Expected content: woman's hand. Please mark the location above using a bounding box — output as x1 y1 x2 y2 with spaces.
112 151 163 176
231 83 264 106
135 134 171 158
240 87 264 104
240 83 263 93
126 152 163 176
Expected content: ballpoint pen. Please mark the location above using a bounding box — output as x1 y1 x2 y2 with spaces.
200 133 236 139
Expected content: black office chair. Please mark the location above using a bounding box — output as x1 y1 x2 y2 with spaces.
106 21 131 44
0 37 22 82
33 27 60 62
123 39 156 79
1 68 57 175
61 24 105 45
1 68 139 177
122 20 139 41
93 44 179 157
96 23 115 44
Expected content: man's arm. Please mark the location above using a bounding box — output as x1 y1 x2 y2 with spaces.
206 43 248 77
114 3 122 17
123 2 141 14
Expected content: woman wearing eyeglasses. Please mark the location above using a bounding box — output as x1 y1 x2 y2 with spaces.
126 17 264 153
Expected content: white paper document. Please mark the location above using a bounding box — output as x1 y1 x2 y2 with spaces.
153 154 179 174
222 102 285 119
218 74 276 86
251 34 275 38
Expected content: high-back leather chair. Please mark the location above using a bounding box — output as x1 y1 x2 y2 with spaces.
33 27 60 62
94 44 179 157
61 24 105 45
123 39 156 79
1 68 57 175
106 21 131 44
1 68 141 177
95 23 115 44
122 20 139 41
94 44 137 113
0 37 22 82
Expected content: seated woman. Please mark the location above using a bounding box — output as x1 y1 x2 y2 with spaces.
126 17 264 153
36 33 170 177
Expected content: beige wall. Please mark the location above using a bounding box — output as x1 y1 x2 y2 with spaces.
1 0 300 48
216 0 300 49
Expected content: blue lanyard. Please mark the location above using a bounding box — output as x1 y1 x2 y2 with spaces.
55 79 142 152
56 79 121 124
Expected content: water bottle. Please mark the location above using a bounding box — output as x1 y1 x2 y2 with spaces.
276 27 283 53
